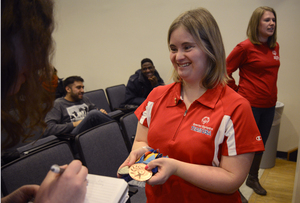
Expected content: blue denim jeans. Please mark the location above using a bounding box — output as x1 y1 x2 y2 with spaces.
71 109 113 135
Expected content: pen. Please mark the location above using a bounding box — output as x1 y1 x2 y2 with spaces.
50 164 65 174
50 164 89 186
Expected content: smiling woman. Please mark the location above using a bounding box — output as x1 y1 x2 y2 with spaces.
169 26 208 91
118 7 265 203
168 8 228 90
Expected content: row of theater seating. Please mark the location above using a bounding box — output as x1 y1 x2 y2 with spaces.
1 115 146 202
85 84 126 118
0 83 128 154
69 83 138 152
1 83 147 202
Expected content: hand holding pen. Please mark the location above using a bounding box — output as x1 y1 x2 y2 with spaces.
34 160 88 203
50 164 66 174
1 160 88 203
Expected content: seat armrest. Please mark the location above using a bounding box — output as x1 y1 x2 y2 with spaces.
108 110 124 120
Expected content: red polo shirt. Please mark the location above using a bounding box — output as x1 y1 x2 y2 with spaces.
135 82 264 203
226 39 280 108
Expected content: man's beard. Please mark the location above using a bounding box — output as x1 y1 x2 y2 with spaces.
71 93 83 101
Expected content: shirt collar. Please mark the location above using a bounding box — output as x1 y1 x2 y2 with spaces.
167 82 224 109
196 84 224 109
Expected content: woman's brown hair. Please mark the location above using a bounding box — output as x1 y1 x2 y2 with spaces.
168 7 228 89
247 6 277 48
1 0 55 150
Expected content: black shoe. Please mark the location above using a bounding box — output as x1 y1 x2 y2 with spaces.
246 175 267 196
238 190 248 203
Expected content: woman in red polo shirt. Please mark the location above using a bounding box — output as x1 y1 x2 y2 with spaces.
119 7 264 203
226 6 280 197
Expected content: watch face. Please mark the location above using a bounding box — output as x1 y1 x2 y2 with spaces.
129 163 152 182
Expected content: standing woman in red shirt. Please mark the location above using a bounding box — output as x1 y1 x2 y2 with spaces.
119 7 265 203
226 6 280 196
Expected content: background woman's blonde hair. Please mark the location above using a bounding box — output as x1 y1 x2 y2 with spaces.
247 6 277 48
168 7 228 89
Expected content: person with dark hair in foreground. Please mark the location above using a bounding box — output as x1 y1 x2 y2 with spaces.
1 0 88 202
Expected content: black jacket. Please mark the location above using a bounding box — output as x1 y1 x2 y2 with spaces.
121 69 164 107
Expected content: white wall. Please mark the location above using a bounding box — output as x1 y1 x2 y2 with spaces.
52 0 300 153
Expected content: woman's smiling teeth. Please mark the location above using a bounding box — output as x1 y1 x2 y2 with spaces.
179 63 191 67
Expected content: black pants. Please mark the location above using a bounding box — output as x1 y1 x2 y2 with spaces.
251 106 275 147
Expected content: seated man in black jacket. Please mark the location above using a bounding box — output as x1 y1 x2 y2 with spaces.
121 58 164 108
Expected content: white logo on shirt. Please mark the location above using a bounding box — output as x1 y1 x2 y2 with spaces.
191 122 213 136
66 104 88 122
272 50 280 61
201 116 210 124
256 136 262 141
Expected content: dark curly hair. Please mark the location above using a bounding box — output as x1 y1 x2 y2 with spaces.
1 0 55 150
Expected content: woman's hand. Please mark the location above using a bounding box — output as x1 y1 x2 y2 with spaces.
1 185 39 203
143 153 254 194
145 158 178 185
34 160 88 203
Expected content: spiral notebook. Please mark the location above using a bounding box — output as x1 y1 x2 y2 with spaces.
84 174 129 203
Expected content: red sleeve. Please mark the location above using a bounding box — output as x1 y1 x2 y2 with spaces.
226 44 248 91
134 100 149 128
134 84 173 128
221 96 265 156
134 85 163 128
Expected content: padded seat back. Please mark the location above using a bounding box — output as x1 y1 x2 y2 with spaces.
75 121 129 177
84 89 111 113
1 141 74 196
105 84 126 111
120 112 138 151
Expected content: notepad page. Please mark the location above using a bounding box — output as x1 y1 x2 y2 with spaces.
84 174 129 203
